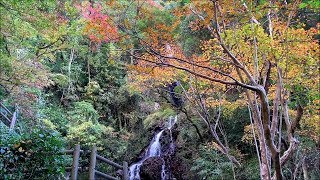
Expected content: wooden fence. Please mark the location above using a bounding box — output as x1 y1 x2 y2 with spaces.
63 145 83 180
0 101 129 179
0 102 18 131
65 145 129 180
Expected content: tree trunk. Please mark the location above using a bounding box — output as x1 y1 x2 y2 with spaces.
302 156 309 180
67 49 75 94
181 108 204 142
87 58 91 83
257 86 282 180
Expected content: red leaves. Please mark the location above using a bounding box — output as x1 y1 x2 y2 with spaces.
146 0 164 10
77 2 119 43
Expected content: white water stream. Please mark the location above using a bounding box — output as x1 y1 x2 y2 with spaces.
129 115 177 180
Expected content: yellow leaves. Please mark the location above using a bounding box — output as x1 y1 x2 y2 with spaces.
42 119 57 130
105 0 116 6
205 97 221 108
300 113 320 142
14 143 21 149
129 0 318 122
241 124 258 145
205 141 224 152
18 147 25 153
128 63 176 91
12 141 33 157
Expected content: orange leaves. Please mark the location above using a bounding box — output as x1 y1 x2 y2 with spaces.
270 21 319 89
128 0 319 107
77 1 119 43
128 41 234 93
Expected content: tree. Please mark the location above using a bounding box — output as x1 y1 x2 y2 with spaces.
0 0 318 179
126 0 319 179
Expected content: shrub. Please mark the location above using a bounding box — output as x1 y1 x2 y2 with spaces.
191 145 234 179
0 126 66 179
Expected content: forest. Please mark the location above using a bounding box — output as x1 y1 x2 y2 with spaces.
0 0 319 179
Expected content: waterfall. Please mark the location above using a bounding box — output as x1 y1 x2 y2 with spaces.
161 159 166 179
167 115 177 130
167 116 177 143
129 115 177 180
147 130 164 157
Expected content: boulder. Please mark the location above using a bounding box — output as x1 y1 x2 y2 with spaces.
170 156 188 180
140 157 163 180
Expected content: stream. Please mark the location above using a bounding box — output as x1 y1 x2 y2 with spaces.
129 115 177 180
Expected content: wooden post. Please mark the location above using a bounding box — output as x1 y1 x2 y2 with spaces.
122 161 129 180
9 112 16 131
71 144 80 180
89 146 97 180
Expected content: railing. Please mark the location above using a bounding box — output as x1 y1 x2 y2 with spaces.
62 145 84 180
0 102 18 131
64 145 128 180
89 146 129 180
0 101 128 179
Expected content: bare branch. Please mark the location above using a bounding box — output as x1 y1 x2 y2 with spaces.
271 68 281 143
145 48 240 83
129 52 259 91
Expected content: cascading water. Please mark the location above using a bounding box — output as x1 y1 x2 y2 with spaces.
167 116 177 143
167 115 177 130
129 130 165 180
147 130 164 157
129 115 177 180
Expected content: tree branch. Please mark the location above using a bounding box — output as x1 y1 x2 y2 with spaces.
129 52 258 91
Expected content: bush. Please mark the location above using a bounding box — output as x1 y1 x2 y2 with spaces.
191 145 234 179
143 107 176 129
0 126 66 179
66 120 113 147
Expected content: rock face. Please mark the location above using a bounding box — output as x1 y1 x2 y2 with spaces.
170 156 188 180
161 127 179 156
140 157 163 180
140 125 183 180
129 115 186 180
160 125 189 180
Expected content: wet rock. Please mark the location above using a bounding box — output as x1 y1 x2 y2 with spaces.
140 157 163 180
130 115 181 180
170 156 188 180
161 128 179 156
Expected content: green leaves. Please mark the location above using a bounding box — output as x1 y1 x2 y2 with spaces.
144 107 176 129
13 18 38 38
0 126 66 179
299 0 320 9
51 73 69 88
69 101 99 123
66 120 109 147
191 145 233 179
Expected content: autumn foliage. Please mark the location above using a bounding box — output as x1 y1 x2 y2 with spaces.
1 0 319 179
77 2 119 43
